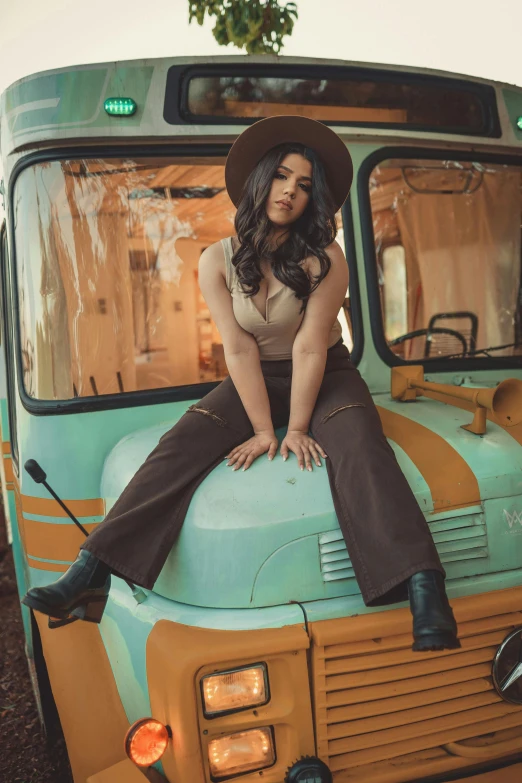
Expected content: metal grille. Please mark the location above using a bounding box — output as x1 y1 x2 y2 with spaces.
319 511 487 585
310 589 522 783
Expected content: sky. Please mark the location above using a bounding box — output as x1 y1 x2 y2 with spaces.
1 0 521 101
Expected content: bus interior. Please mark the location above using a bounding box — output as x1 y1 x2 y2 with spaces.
12 154 522 403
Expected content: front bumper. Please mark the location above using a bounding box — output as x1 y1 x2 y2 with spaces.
449 761 522 782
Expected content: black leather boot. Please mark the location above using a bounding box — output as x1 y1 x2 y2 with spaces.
22 550 111 625
408 570 460 652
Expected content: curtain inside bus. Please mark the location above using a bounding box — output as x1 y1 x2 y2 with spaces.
370 160 522 360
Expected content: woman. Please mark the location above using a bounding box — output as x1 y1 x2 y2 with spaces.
22 115 459 652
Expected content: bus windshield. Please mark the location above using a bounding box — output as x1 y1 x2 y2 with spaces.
13 157 351 401
369 157 522 363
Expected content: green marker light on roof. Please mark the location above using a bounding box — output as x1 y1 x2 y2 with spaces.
517 116 522 130
104 97 137 117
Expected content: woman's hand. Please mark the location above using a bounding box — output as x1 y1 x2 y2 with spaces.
226 430 278 471
280 430 327 471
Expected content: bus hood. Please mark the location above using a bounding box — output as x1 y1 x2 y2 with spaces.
100 395 522 609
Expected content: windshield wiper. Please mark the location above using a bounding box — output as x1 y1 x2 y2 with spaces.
445 341 522 363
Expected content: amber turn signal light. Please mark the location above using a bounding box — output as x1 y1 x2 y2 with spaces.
125 717 170 766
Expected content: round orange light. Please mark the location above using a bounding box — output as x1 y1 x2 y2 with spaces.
125 718 170 767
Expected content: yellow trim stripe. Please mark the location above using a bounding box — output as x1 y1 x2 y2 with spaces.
22 518 98 563
377 406 480 512
10 472 104 568
27 557 70 573
3 455 14 483
21 494 105 517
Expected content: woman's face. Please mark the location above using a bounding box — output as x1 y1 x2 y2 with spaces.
265 153 312 227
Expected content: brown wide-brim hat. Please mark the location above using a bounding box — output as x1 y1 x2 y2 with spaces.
225 115 353 213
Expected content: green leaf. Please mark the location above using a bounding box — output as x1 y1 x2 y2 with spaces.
187 0 298 53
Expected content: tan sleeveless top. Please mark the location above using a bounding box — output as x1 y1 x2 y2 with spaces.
222 237 342 360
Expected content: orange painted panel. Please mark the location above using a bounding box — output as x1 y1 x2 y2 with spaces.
377 406 480 511
21 494 105 517
327 676 493 723
3 455 14 482
27 557 69 572
329 711 522 771
451 762 522 782
23 518 98 562
311 586 522 647
147 620 313 783
311 586 522 783
86 758 151 783
326 662 492 709
2 440 11 455
35 613 130 783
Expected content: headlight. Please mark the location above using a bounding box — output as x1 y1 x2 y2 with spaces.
201 663 269 717
208 726 275 779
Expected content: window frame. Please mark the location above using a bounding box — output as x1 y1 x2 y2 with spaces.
358 146 522 372
8 146 362 415
165 63 501 138
0 220 20 467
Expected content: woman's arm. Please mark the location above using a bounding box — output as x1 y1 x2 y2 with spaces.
282 241 349 470
198 243 277 469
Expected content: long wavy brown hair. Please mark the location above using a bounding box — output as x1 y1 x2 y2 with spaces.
232 142 337 309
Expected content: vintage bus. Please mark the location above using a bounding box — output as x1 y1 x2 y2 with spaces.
1 55 522 783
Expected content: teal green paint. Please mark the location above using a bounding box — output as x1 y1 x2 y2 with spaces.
483 496 522 572
29 567 69 588
90 66 153 128
6 70 108 134
16 400 196 500
502 88 522 140
7 490 32 641
0 398 10 442
22 512 104 524
29 555 74 565
99 590 152 723
107 580 306 631
5 65 153 136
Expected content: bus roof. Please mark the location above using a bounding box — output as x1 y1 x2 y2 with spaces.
1 55 521 168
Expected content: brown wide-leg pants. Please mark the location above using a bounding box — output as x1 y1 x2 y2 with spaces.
82 341 443 606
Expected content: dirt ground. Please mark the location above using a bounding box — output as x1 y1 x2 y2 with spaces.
0 510 73 783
